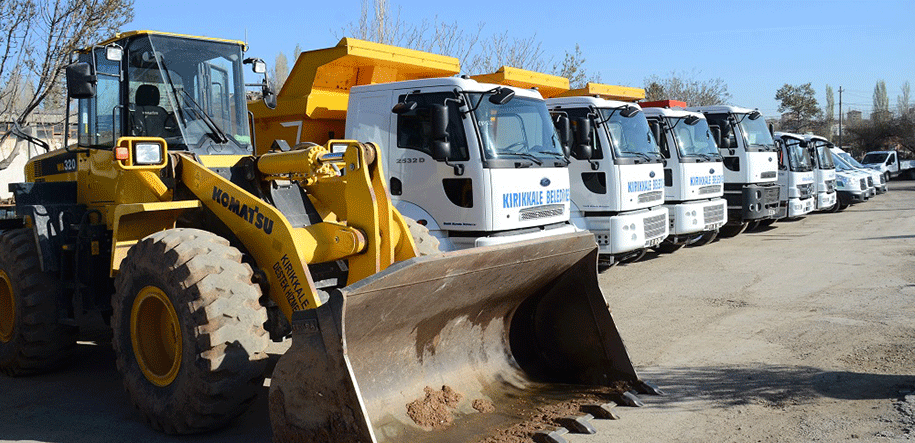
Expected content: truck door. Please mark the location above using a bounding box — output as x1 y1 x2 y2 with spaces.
391 92 486 230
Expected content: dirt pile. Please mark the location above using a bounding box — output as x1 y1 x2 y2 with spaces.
406 386 463 429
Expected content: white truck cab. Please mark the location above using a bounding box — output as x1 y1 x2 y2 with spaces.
832 146 886 194
640 101 727 250
832 154 872 210
802 135 838 211
545 90 669 263
772 132 815 219
688 105 780 235
832 152 876 199
346 77 577 251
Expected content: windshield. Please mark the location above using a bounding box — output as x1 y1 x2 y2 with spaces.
472 94 565 161
831 153 855 172
782 138 812 171
668 117 719 157
839 152 866 168
812 142 835 169
737 114 775 148
126 35 250 151
598 108 661 158
862 152 889 164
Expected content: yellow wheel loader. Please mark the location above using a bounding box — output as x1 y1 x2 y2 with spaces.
0 31 657 441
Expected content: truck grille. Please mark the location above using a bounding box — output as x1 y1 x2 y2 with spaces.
763 186 780 204
761 171 777 179
638 191 663 203
825 179 836 193
519 204 564 221
867 176 873 187
698 185 721 195
860 178 867 190
797 183 814 199
703 204 725 224
643 213 667 240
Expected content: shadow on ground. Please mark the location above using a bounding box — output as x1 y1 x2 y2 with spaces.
638 364 915 412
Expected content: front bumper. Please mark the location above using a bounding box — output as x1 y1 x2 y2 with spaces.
787 197 815 218
582 206 670 255
816 191 837 210
665 198 728 236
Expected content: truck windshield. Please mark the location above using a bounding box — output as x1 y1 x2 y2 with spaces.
736 114 775 149
862 152 889 164
127 35 250 151
667 116 719 158
811 142 835 169
472 94 566 162
598 108 661 159
783 139 813 171
832 153 855 171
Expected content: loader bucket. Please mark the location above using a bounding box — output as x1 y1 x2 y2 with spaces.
269 231 642 442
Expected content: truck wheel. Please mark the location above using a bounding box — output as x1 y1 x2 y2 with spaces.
718 222 748 238
654 240 685 254
404 217 441 256
884 172 891 183
112 228 269 434
688 230 718 247
0 229 76 376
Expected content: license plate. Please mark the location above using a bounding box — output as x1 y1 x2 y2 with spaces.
645 237 663 247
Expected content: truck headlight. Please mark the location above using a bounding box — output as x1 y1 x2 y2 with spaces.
134 142 164 165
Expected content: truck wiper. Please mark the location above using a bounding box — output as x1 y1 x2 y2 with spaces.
500 152 543 165
179 89 231 145
534 150 570 165
625 152 653 162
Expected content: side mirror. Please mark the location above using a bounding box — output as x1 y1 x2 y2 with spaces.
684 115 700 126
649 121 662 147
430 104 451 161
263 89 277 110
709 125 722 147
571 117 592 160
489 87 515 105
621 105 642 118
66 62 96 99
768 122 775 138
554 114 571 157
392 101 417 114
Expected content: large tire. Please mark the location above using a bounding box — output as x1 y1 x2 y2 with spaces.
0 229 76 376
718 222 748 238
688 229 718 247
112 228 269 434
404 217 441 256
884 171 891 183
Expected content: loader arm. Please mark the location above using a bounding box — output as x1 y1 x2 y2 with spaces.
178 140 417 319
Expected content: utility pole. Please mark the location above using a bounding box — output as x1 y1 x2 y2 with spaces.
838 86 843 149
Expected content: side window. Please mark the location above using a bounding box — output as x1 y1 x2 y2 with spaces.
396 93 469 161
705 113 736 150
562 108 603 160
78 50 122 148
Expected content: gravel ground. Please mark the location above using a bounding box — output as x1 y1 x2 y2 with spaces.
1 181 913 443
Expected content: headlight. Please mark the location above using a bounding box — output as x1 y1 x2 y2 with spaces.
134 142 164 165
835 178 846 188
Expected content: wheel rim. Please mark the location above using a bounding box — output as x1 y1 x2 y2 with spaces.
130 286 182 387
0 270 14 343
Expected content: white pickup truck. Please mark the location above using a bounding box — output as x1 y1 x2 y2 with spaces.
862 150 915 182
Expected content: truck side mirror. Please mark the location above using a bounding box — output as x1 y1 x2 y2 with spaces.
571 117 592 160
392 101 417 114
66 62 96 99
430 104 451 161
768 122 775 138
650 121 662 147
263 89 277 110
489 87 515 105
709 125 722 148
554 114 571 157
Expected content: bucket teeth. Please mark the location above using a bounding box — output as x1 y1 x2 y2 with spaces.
582 402 621 420
635 380 665 396
533 428 570 443
617 391 645 407
557 414 597 434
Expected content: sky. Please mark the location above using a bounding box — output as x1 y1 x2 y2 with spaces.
124 0 915 119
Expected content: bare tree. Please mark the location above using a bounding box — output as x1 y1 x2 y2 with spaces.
898 80 911 116
552 44 600 89
872 80 889 120
643 70 731 106
271 52 289 92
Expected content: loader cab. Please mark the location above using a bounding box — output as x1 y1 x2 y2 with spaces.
71 32 252 156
